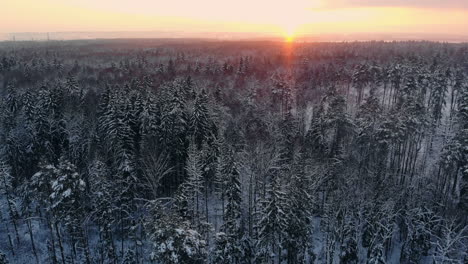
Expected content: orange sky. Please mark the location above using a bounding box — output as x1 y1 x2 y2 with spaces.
2 0 468 37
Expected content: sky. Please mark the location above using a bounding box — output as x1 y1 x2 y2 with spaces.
2 0 468 38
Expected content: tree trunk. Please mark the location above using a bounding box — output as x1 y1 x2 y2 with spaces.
55 221 66 264
48 216 58 264
27 218 40 264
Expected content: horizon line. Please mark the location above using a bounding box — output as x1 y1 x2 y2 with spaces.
2 31 468 43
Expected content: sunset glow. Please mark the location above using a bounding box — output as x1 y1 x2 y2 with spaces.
1 0 468 262
1 0 468 37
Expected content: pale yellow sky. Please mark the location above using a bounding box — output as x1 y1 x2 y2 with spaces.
1 0 468 37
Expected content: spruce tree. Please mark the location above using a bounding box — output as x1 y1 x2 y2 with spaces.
214 157 243 263
256 171 288 263
145 201 207 264
177 142 203 223
284 152 314 263
190 89 215 149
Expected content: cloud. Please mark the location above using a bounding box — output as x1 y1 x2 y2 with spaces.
321 0 468 9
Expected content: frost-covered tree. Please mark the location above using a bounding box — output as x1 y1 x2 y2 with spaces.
352 63 370 105
88 160 119 263
48 158 89 263
400 208 438 263
0 162 20 246
429 71 448 126
324 92 355 158
1 39 468 264
256 171 288 263
190 89 216 148
176 142 204 222
159 85 189 186
222 159 242 238
213 157 243 263
283 153 314 263
145 201 207 264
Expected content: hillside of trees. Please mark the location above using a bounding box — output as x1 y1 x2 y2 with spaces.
0 39 467 263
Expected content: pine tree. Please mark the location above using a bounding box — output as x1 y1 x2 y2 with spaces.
388 64 403 106
159 87 189 187
88 160 118 263
279 112 297 165
213 158 243 263
177 142 204 223
305 102 328 158
284 152 314 263
190 89 216 149
115 95 136 174
48 158 89 263
441 84 468 210
214 136 231 219
256 172 288 263
0 162 20 246
65 74 81 97
223 160 242 238
5 84 19 114
352 63 370 105
182 76 196 101
356 88 387 178
167 59 176 77
325 93 355 158
429 71 448 126
27 161 57 264
145 201 207 264
449 69 464 119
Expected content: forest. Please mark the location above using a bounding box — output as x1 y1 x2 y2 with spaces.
0 39 467 263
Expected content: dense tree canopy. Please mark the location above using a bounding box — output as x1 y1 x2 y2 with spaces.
0 39 466 263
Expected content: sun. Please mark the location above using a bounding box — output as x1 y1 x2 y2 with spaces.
279 19 303 42
283 26 297 42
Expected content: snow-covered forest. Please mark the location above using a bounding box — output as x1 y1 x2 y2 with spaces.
0 39 467 263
